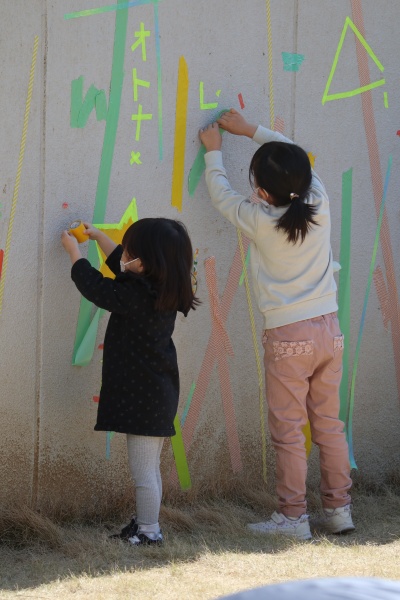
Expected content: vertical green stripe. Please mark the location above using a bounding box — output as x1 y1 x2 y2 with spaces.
72 1 128 364
171 416 192 490
239 248 250 286
338 169 352 427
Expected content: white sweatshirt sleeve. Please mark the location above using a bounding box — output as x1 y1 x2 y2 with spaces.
253 125 294 146
204 150 259 240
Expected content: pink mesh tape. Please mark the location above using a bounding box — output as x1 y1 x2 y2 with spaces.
373 266 390 329
170 240 249 484
205 257 234 357
351 0 400 401
274 116 285 133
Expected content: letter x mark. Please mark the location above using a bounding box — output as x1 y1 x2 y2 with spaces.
130 151 142 165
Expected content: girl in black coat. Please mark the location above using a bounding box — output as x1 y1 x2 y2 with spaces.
62 218 198 545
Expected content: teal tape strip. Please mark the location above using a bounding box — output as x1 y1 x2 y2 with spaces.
72 1 128 365
347 155 393 469
105 431 116 459
188 109 229 197
181 382 195 426
281 52 305 72
338 169 352 428
171 416 192 490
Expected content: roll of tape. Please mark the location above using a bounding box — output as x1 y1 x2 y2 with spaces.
69 220 89 243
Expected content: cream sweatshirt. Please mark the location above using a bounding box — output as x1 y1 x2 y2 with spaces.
204 125 338 329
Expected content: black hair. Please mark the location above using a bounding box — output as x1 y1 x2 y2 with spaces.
122 218 200 315
249 141 318 244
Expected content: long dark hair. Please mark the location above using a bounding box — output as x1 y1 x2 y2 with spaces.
122 218 199 315
249 141 318 244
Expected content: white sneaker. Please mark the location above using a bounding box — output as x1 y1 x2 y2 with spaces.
321 504 355 534
248 511 312 540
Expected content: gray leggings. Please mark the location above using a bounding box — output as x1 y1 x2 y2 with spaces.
126 435 164 528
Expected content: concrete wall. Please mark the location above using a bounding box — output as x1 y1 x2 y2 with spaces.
0 0 399 510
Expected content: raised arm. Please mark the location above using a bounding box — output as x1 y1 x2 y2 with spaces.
71 258 133 314
83 223 117 258
216 109 329 202
216 108 295 146
199 123 259 239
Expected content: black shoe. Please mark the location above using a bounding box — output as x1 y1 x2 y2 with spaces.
128 530 163 546
109 517 137 540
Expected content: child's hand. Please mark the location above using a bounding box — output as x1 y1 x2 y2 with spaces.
61 230 79 253
217 108 257 138
199 122 222 152
61 230 82 265
82 222 100 240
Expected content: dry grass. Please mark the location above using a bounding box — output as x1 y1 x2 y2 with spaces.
0 476 400 599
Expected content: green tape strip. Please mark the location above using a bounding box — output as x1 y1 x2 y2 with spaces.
239 248 250 286
70 77 108 128
322 16 385 105
324 79 385 103
171 415 192 490
73 308 103 366
383 91 389 109
188 109 229 197
72 1 128 365
338 169 352 427
347 155 392 469
64 0 159 19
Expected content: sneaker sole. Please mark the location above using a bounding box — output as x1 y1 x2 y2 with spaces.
128 539 163 546
248 528 312 541
330 525 356 535
317 523 355 535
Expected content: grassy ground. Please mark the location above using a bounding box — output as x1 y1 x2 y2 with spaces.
0 478 399 599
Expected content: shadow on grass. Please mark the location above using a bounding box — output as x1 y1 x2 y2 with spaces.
0 474 399 593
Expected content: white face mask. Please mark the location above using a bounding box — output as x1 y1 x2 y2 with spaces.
120 257 140 273
250 188 270 206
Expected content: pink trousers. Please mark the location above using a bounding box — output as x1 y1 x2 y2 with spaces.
263 313 352 518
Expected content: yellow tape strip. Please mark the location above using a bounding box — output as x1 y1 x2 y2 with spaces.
171 56 189 212
237 230 267 482
266 0 274 128
0 35 39 315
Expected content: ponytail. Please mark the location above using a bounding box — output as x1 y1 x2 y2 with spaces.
249 141 318 245
275 197 318 244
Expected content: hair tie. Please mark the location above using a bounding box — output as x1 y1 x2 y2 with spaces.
289 192 299 200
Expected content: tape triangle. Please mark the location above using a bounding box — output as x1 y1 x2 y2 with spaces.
322 16 385 105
